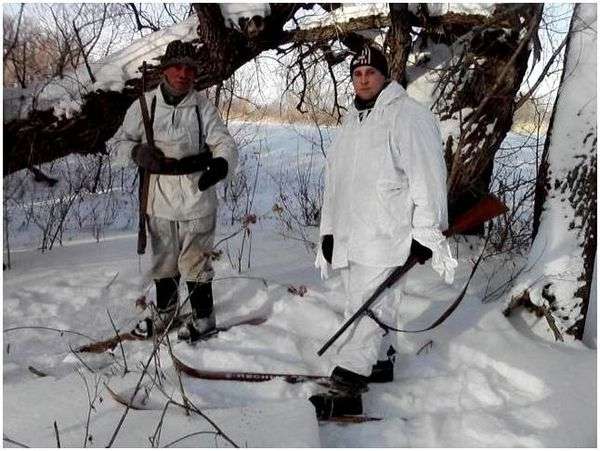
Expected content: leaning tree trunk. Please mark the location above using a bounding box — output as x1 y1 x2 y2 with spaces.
3 3 303 177
405 4 544 229
3 2 540 191
507 3 597 341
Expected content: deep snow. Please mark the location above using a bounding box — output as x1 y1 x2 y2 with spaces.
3 123 596 448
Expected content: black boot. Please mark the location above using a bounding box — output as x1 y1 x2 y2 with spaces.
132 276 180 338
330 366 369 395
177 280 216 342
155 276 180 314
309 366 369 419
368 346 396 383
309 393 363 419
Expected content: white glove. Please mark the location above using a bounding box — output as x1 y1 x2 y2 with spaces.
314 242 331 280
413 227 458 284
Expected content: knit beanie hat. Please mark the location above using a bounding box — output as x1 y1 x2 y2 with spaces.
160 40 200 70
350 45 389 78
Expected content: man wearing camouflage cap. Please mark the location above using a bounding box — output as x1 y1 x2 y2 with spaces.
110 39 238 342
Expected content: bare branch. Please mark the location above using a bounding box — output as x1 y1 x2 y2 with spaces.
4 3 25 61
106 309 128 375
3 436 30 448
53 421 61 448
515 34 569 110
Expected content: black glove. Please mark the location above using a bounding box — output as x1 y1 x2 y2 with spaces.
322 235 334 264
168 153 211 175
131 144 176 173
197 157 228 191
410 239 433 265
132 144 211 175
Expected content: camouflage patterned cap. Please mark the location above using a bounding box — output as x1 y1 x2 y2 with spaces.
160 40 200 70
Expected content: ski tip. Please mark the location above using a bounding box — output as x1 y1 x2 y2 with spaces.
318 415 382 423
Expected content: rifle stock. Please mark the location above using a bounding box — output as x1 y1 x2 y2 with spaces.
317 194 507 357
443 195 507 238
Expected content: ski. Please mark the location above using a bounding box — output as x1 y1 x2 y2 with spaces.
319 415 382 423
105 381 381 423
171 352 333 388
76 315 267 354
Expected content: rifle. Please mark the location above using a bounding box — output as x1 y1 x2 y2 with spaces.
317 194 507 357
137 61 153 255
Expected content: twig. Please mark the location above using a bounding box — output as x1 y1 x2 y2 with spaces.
75 368 96 448
68 346 96 373
213 227 244 249
515 33 569 110
29 166 59 187
105 272 119 289
165 334 191 415
27 365 48 377
106 344 157 447
4 3 25 61
164 431 219 448
542 307 564 342
4 326 95 341
53 421 61 448
149 400 172 447
171 396 239 447
416 340 434 355
3 436 29 448
106 309 128 374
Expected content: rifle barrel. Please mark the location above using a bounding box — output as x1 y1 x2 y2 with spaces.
317 257 417 356
316 194 507 357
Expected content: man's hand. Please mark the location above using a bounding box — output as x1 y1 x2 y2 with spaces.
322 235 334 264
412 228 458 284
410 239 432 265
132 144 214 175
131 144 177 173
197 157 228 191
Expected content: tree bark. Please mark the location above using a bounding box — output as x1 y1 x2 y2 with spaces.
516 3 596 340
384 3 412 86
3 3 539 187
408 4 543 229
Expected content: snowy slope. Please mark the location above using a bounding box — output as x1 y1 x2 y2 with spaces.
4 218 596 447
4 153 596 447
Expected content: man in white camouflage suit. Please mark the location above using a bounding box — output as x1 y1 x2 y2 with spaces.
111 40 237 342
314 45 457 417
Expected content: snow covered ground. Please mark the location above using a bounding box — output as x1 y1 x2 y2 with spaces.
3 124 596 447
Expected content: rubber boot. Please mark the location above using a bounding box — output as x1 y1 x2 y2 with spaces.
368 345 396 383
309 366 369 419
132 276 180 338
177 280 216 342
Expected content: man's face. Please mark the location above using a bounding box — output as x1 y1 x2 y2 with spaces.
352 66 386 101
163 63 197 94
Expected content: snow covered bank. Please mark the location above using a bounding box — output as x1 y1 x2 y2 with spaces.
3 122 595 447
3 226 596 447
4 371 320 447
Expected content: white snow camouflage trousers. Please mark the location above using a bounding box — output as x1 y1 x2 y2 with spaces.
330 262 402 377
147 215 216 283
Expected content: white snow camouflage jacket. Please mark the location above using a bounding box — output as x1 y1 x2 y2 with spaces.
110 86 238 220
319 81 451 270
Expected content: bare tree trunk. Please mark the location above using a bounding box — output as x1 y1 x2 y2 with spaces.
409 4 543 229
4 3 539 189
3 4 304 176
509 3 596 340
384 3 412 87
